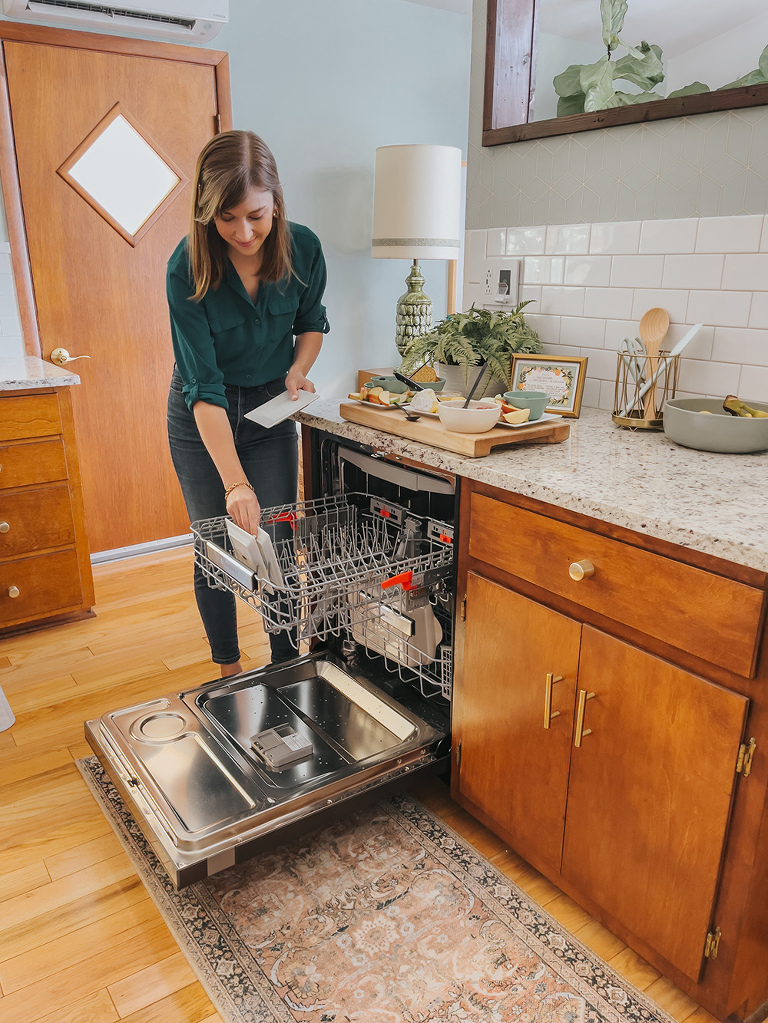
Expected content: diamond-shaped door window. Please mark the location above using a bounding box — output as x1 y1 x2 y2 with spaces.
58 103 188 246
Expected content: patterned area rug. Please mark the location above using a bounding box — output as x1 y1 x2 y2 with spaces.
78 756 672 1023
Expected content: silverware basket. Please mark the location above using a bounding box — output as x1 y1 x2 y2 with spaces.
192 494 454 664
612 350 681 430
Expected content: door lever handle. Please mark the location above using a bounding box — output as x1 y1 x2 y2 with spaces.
49 348 91 367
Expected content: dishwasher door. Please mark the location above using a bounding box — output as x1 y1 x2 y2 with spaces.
85 653 448 888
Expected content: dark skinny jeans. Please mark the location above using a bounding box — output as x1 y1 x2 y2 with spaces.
166 367 298 665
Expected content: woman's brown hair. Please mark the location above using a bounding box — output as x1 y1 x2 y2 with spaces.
188 130 292 300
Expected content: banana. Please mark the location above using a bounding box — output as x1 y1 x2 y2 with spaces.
723 395 768 418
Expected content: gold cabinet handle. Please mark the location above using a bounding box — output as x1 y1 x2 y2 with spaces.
8 585 19 598
574 688 596 747
543 673 564 729
0 521 8 533
569 559 595 581
49 348 91 367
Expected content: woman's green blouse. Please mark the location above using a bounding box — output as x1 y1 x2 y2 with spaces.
167 222 330 410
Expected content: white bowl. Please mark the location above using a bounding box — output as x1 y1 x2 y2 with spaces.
437 399 501 433
663 397 768 453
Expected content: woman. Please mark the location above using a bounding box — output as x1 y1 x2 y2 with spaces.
166 130 329 677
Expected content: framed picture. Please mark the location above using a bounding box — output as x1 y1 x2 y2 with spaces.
509 354 588 418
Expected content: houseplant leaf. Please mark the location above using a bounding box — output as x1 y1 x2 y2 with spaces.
667 81 710 98
600 0 627 53
613 43 664 91
602 89 664 108
583 58 617 112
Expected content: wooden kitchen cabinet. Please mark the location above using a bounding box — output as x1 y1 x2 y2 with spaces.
0 387 94 632
453 479 768 1021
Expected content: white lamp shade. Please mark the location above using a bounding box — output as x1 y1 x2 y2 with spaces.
372 144 462 260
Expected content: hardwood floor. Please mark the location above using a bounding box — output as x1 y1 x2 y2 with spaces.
0 547 716 1023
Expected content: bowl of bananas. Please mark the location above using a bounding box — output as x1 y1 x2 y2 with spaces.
663 395 768 453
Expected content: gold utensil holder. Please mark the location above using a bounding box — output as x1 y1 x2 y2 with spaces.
612 351 680 430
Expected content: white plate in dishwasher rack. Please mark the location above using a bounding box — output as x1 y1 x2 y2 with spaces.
225 520 284 592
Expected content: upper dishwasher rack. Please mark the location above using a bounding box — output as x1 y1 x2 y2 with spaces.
192 493 454 648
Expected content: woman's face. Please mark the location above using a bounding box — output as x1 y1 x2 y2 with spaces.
214 186 275 259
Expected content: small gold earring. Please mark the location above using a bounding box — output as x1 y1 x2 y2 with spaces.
273 209 278 218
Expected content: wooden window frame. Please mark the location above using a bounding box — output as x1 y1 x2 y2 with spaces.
483 0 768 147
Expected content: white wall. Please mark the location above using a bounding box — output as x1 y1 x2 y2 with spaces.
0 1 472 389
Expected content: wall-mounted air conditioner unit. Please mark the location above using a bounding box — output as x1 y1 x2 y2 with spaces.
1 0 228 43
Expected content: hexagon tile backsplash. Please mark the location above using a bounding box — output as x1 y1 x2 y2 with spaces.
463 217 768 410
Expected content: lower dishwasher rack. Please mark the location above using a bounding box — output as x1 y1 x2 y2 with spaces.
192 493 455 682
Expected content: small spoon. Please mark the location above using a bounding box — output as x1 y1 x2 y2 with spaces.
639 307 669 418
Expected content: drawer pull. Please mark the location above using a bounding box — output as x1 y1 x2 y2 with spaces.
0 521 8 533
574 689 596 747
569 559 595 581
8 585 19 598
543 672 564 729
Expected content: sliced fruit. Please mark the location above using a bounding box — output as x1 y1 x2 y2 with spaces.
723 394 768 418
348 391 362 401
503 408 531 424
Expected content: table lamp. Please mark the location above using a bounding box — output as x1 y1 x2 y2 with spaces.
372 144 462 358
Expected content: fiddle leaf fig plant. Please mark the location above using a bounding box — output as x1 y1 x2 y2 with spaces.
553 0 768 116
399 302 543 390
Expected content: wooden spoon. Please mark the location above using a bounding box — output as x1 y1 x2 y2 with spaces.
639 307 669 418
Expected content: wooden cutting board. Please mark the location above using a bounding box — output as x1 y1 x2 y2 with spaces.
339 401 570 457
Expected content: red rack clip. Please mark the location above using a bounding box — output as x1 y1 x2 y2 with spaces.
382 570 414 591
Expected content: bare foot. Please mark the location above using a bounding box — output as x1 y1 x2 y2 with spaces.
220 660 242 678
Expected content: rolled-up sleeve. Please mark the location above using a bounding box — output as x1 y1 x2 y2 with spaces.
292 237 330 337
166 263 228 410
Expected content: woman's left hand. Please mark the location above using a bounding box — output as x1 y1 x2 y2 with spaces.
285 366 315 400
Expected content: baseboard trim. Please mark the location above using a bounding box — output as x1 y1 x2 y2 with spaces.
91 533 193 565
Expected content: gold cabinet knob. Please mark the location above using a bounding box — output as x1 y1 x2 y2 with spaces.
569 559 595 581
8 585 19 598
0 522 8 533
49 348 91 367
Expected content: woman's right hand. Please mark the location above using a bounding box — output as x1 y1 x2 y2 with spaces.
226 484 261 534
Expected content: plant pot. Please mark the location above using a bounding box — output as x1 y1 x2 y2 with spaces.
435 362 508 400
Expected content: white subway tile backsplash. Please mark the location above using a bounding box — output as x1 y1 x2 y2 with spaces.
610 255 664 289
687 290 752 327
506 226 546 255
486 229 506 257
0 275 16 297
463 214 768 407
0 254 13 274
722 254 768 291
560 316 607 348
523 256 564 285
696 215 764 253
0 336 23 359
564 256 611 287
712 327 768 366
749 292 768 328
677 359 741 396
662 254 724 291
589 221 641 255
539 286 585 317
584 287 634 319
545 224 590 254
631 289 689 324
0 314 20 335
639 219 698 254
738 365 768 401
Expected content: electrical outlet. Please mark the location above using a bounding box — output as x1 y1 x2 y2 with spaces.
478 258 523 307
484 270 493 295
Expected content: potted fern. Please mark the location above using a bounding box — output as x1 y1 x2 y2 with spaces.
399 302 543 398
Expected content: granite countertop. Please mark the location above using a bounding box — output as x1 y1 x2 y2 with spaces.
0 355 80 389
296 399 768 574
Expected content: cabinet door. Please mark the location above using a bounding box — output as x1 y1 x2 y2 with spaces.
455 573 580 872
561 627 748 982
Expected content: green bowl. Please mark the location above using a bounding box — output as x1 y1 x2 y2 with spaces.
366 375 409 394
503 390 549 422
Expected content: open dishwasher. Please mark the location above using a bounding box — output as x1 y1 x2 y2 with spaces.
85 430 457 887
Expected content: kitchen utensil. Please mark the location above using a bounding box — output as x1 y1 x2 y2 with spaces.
619 337 646 386
639 307 669 418
397 402 421 422
394 370 424 391
438 398 501 433
463 364 489 407
618 324 702 418
663 397 768 453
503 389 549 421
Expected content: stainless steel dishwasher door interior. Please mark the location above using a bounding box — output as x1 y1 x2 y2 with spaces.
85 654 447 887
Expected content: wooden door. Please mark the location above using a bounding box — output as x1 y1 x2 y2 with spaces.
561 627 748 982
2 32 229 552
453 573 581 873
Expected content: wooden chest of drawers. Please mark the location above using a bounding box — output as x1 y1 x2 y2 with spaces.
0 387 94 632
